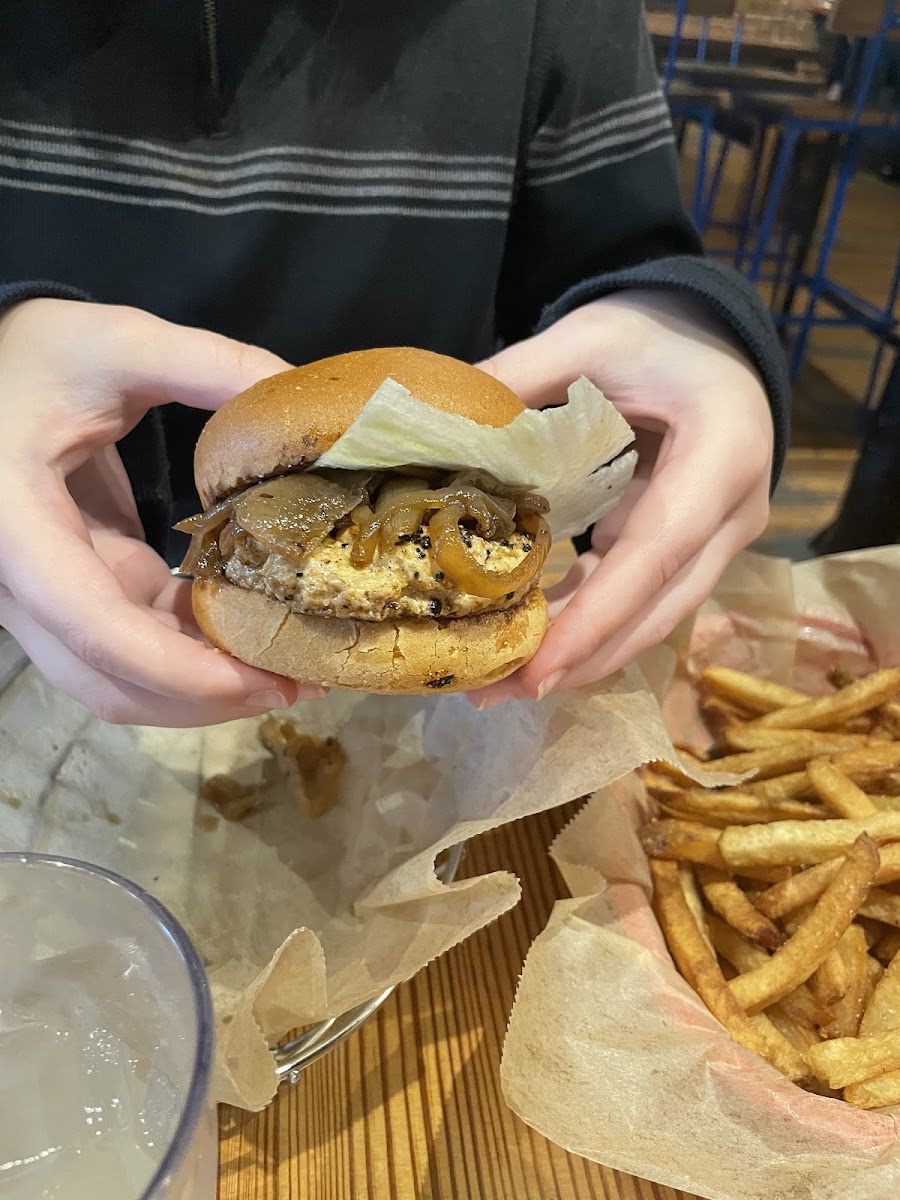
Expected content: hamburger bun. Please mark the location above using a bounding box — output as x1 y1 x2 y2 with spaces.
187 347 548 694
193 577 548 695
195 346 525 508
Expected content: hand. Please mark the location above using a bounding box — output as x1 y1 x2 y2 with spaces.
0 298 323 726
469 291 773 705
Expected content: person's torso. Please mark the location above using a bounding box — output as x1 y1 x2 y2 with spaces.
1 1 548 543
0 0 540 364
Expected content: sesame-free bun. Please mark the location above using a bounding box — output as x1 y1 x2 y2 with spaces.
194 347 525 508
192 578 547 695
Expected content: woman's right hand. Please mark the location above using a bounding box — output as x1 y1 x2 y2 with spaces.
0 298 323 726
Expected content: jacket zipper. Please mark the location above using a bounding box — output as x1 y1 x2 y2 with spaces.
201 0 221 97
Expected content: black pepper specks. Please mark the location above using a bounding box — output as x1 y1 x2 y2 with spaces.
505 591 514 600
429 598 443 616
396 530 432 549
523 542 533 552
434 571 445 581
426 674 455 689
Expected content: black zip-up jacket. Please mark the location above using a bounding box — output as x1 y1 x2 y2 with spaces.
0 0 789 561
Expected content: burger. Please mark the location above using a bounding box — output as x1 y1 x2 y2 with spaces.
176 348 553 695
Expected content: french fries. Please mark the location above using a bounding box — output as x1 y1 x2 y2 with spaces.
745 743 900 800
879 701 900 739
811 942 850 1009
660 790 827 826
696 737 873 782
729 836 879 1013
864 953 884 1001
753 669 900 732
843 1071 900 1109
753 843 900 920
643 662 900 1108
859 887 900 928
859 954 900 1036
680 864 715 953
719 813 900 870
640 819 727 869
820 925 869 1039
696 865 782 950
807 1030 900 1089
722 727 868 753
699 667 809 714
650 860 810 1083
807 758 879 819
873 927 900 966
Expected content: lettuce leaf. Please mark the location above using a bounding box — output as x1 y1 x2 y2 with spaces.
317 376 636 542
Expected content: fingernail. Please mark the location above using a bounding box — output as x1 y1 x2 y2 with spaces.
246 690 294 711
537 670 565 701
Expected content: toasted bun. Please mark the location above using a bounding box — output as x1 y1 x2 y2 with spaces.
192 579 547 695
195 347 524 507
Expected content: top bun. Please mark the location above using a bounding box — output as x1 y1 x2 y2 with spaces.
194 347 525 507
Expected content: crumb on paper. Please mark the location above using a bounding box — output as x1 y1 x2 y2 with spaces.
258 716 347 819
104 808 122 825
200 774 262 823
3 795 22 810
196 812 220 833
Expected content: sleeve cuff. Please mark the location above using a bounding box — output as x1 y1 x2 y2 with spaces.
0 280 93 317
536 256 790 489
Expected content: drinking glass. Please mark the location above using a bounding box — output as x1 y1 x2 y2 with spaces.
0 853 217 1200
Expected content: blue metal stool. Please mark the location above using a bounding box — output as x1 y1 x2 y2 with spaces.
653 0 738 232
738 0 900 386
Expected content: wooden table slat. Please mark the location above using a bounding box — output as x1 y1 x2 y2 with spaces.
218 804 696 1199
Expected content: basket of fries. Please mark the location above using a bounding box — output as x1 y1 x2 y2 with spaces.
501 548 900 1200
644 662 900 1110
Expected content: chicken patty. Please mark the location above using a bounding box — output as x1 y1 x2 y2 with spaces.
224 526 534 620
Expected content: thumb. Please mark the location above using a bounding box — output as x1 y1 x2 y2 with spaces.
109 308 293 413
476 316 598 410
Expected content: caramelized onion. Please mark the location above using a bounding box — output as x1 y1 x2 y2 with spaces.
348 481 521 567
373 477 431 548
176 468 552 594
380 504 427 547
419 485 516 540
451 471 550 515
430 505 550 598
349 502 380 566
174 499 232 577
233 474 365 567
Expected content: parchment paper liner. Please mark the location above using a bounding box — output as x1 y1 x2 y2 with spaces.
501 547 900 1200
0 635 727 1108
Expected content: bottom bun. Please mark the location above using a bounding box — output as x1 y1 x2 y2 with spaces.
192 578 548 695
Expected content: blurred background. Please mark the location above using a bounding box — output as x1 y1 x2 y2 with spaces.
647 0 899 559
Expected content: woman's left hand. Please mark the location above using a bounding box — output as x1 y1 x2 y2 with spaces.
468 291 774 707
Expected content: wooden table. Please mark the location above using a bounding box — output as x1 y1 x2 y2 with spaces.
217 803 694 1200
